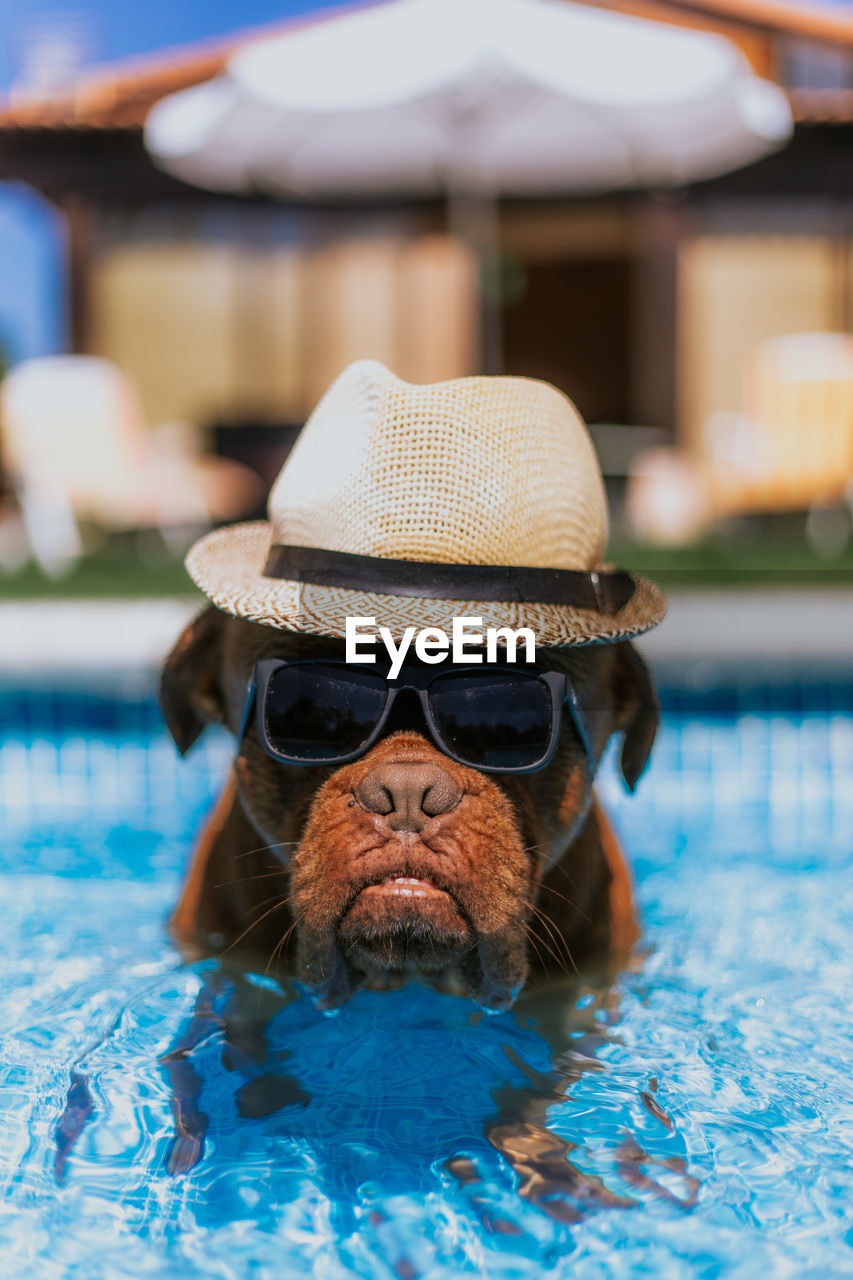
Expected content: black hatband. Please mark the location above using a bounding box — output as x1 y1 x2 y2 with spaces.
262 544 636 614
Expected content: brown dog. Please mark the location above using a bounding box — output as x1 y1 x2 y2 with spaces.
160 605 658 1013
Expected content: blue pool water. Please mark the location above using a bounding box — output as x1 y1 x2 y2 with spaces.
1 677 852 1278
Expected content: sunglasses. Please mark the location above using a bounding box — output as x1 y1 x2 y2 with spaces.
239 659 593 775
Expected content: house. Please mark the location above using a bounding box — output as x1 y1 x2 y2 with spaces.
1 0 852 464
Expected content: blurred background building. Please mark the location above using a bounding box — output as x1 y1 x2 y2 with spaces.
1 0 853 577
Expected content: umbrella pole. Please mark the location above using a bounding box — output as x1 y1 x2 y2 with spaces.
446 177 503 376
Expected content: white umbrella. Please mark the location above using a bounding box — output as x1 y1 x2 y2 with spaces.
144 0 792 369
145 0 792 197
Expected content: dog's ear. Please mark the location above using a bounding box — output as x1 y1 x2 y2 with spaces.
612 642 659 793
160 606 227 755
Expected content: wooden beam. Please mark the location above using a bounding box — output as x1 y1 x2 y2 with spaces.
58 196 94 353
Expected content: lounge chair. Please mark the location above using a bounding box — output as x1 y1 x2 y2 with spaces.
0 355 262 574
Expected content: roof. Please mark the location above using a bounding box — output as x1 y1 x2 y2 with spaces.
0 2 373 131
0 0 851 134
599 0 853 45
0 41 233 130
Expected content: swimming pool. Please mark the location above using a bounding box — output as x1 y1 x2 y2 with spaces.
1 675 851 1279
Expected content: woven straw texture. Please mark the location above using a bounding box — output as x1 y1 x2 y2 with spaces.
186 360 666 645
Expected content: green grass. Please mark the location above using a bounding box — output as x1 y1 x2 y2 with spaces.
607 536 853 587
0 548 203 600
0 534 851 600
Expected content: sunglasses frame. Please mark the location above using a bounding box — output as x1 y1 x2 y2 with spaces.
239 658 593 775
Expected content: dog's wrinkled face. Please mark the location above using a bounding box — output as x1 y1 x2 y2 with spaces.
162 608 657 1011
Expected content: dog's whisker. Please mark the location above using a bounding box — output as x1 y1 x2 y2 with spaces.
528 927 569 975
228 889 299 921
279 912 306 962
547 861 579 891
520 921 551 973
221 896 296 957
522 905 574 976
529 904 578 976
263 907 306 978
536 881 582 914
529 926 572 977
231 840 301 862
541 886 594 929
212 870 292 890
529 898 570 945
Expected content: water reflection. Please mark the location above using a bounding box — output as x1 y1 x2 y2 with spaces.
56 959 698 1243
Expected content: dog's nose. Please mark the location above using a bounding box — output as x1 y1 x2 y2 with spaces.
354 763 463 832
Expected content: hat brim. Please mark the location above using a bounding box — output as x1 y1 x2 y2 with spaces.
186 522 666 646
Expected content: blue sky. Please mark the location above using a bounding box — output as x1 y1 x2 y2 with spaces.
0 1 346 364
0 0 349 87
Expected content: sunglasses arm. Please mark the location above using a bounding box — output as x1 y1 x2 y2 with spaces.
236 679 257 746
562 680 594 763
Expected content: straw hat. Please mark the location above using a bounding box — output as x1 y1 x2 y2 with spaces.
186 360 665 645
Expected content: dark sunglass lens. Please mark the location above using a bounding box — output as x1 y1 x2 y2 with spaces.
428 671 552 769
265 664 387 761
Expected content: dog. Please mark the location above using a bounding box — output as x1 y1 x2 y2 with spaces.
158 360 666 1013
160 605 658 1012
